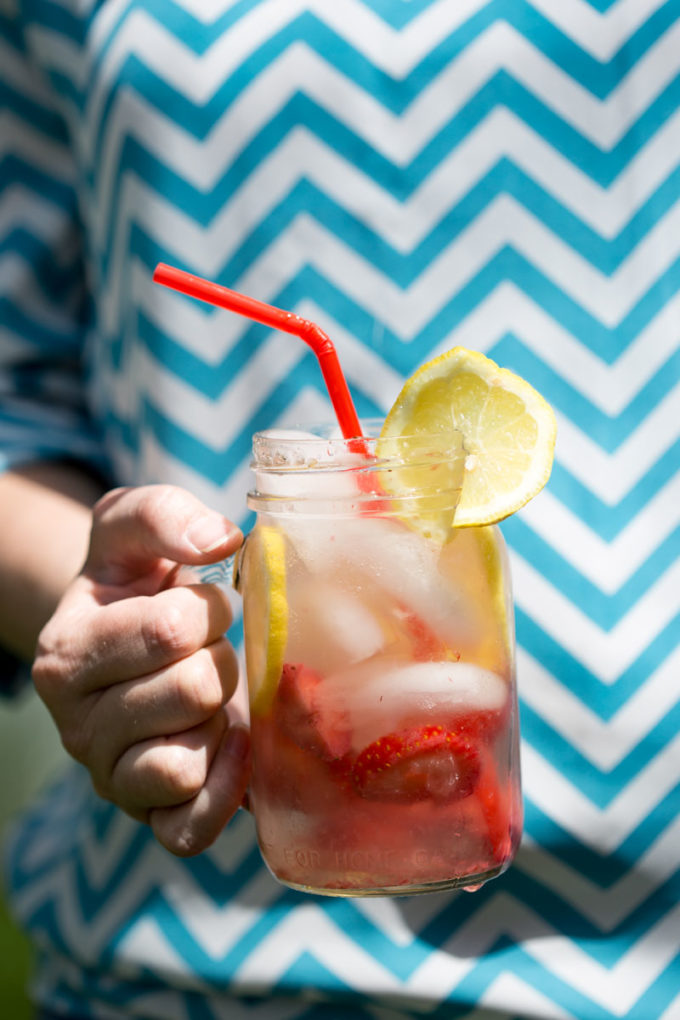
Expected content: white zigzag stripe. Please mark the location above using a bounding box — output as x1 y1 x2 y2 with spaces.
11 848 183 963
520 479 680 593
444 283 680 417
132 269 249 367
312 0 488 77
527 0 667 61
351 897 439 951
133 259 680 505
658 993 680 1020
118 309 680 515
12 816 277 965
153 0 269 25
131 340 680 516
512 552 680 682
277 202 680 332
0 186 75 245
37 1 308 138
105 194 680 346
554 386 680 503
133 334 306 450
32 16 680 172
524 901 680 1016
0 112 73 182
153 870 279 963
0 254 78 334
521 734 680 853
411 892 680 1015
0 37 58 103
138 432 252 525
118 916 193 982
87 40 680 259
518 646 680 772
132 261 403 409
0 327 35 360
234 901 463 995
132 316 397 451
479 974 575 1020
90 106 680 262
228 889 680 1016
49 0 669 75
299 302 404 411
518 815 680 930
138 256 680 418
136 388 334 521
121 921 576 1019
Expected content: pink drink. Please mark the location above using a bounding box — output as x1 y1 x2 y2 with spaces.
240 424 522 896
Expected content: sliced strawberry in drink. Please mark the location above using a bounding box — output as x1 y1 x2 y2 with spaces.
474 748 513 864
351 724 480 803
274 663 350 760
399 609 452 661
446 699 511 743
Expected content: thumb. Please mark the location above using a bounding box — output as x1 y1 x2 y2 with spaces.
86 484 243 581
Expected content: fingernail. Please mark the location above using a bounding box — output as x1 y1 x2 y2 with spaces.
225 725 250 762
185 515 239 553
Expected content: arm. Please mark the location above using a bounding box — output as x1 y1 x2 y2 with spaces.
0 460 252 856
0 461 103 661
0 3 111 664
0 10 250 854
31 482 250 857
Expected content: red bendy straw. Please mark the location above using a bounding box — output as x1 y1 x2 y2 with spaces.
153 263 364 444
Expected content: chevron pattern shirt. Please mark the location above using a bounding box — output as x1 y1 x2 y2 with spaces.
1 1 679 1018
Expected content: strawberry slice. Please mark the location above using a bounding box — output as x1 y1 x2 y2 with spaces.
395 605 453 662
274 663 350 760
351 724 480 803
446 700 511 743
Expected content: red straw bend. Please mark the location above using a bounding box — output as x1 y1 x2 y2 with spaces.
153 263 364 443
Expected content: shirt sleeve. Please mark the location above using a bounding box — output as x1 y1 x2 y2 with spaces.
0 3 109 477
0 5 110 693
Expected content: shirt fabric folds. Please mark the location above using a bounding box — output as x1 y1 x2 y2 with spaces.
1 1 679 1018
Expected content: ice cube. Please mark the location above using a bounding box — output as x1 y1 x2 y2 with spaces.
285 577 386 674
254 428 365 501
319 657 508 751
287 516 479 649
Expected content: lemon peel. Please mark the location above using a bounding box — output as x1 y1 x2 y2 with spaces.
379 347 556 528
241 525 288 715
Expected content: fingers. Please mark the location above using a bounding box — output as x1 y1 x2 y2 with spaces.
44 582 235 693
85 638 239 784
150 723 251 857
32 481 250 857
107 714 251 858
86 484 243 584
110 712 228 812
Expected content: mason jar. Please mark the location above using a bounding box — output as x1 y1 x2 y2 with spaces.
236 421 522 896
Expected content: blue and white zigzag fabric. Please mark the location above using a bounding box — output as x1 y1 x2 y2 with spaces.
1 1 679 1017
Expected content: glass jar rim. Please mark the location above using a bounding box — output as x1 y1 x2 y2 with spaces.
248 419 467 517
251 418 466 472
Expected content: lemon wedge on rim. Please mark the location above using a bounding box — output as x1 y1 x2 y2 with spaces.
378 347 557 528
240 525 288 715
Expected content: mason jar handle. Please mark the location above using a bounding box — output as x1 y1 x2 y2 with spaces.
172 536 248 593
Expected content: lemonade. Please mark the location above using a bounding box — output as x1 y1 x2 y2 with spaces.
152 262 557 896
238 348 555 896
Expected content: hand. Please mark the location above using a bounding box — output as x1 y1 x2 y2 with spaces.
32 484 249 856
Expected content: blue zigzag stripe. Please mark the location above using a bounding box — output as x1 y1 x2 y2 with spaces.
516 610 679 710
48 1 680 101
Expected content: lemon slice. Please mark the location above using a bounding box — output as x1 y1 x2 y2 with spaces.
240 525 288 715
379 347 557 527
438 525 513 673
